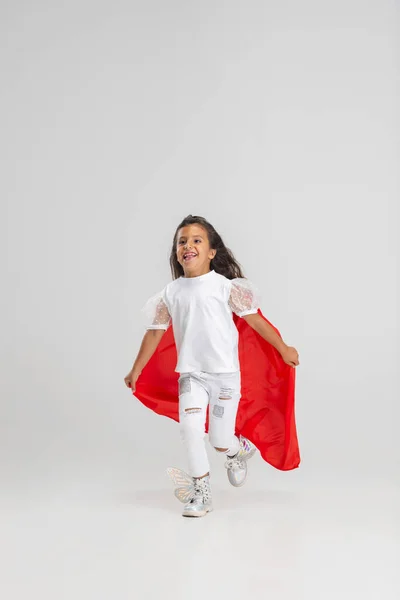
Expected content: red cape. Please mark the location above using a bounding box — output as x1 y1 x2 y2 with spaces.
133 309 300 471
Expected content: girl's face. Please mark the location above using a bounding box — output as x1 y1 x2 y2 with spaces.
176 224 216 277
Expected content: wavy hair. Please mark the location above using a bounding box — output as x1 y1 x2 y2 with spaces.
169 215 244 280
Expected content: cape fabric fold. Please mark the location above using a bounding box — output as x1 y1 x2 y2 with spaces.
133 309 300 471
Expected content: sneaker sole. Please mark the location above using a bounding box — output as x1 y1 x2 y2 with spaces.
182 507 213 518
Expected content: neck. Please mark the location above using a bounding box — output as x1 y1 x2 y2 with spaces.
183 267 212 278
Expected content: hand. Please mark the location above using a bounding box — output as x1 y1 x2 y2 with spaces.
124 369 140 392
281 346 300 367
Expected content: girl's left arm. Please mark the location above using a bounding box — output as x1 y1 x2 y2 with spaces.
242 313 300 367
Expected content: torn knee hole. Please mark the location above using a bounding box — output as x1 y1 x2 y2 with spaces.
184 408 202 414
219 387 234 400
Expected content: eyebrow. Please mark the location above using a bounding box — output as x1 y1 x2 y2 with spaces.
178 234 204 240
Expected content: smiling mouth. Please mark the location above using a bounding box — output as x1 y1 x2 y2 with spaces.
183 252 197 262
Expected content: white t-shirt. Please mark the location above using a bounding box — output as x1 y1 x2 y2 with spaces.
142 270 260 374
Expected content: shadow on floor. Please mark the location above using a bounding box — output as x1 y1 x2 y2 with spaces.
119 487 301 513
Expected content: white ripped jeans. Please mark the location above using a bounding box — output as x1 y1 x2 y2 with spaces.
178 371 241 477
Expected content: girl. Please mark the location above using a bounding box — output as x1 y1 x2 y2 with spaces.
124 215 300 518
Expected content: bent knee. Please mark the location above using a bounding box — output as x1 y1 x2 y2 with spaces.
208 432 233 449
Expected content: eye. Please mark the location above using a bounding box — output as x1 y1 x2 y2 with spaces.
194 239 201 243
178 240 185 245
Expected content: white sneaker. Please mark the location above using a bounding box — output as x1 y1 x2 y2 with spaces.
224 436 256 487
167 467 213 518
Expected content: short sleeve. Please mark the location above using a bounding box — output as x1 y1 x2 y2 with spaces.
141 288 171 330
228 278 261 317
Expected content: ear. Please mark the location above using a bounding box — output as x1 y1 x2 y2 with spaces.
209 249 216 260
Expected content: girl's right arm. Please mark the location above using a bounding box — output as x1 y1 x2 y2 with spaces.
124 329 166 392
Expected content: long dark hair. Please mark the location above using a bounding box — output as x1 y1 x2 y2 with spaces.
169 215 245 280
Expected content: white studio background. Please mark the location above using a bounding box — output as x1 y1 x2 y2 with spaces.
2 0 398 495
1 0 399 596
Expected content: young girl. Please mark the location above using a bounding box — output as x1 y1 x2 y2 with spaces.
124 215 300 518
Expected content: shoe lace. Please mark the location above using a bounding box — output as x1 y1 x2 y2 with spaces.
192 478 210 502
224 456 245 470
